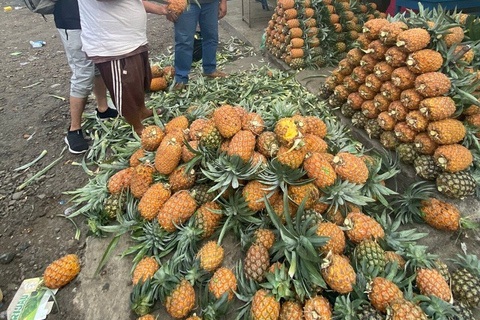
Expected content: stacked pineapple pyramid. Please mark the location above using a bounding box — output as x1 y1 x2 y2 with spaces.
265 0 385 69
321 8 480 199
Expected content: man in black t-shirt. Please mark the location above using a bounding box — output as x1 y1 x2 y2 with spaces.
53 0 118 154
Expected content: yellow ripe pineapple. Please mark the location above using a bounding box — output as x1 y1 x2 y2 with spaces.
197 241 224 272
227 130 256 162
368 277 403 313
303 134 328 154
400 88 423 110
167 0 187 15
406 110 429 132
209 267 237 301
385 251 406 269
243 180 271 212
304 295 332 320
362 18 389 40
414 132 438 155
252 152 267 168
141 125 165 151
154 134 182 175
385 46 408 68
443 26 464 47
407 49 443 74
138 315 155 320
379 21 408 45
275 118 300 146
182 140 199 163
420 198 462 231
169 166 196 193
279 301 303 320
396 28 431 52
304 116 327 138
130 163 156 199
254 229 275 250
132 256 159 285
343 211 385 244
256 131 280 158
138 183 171 221
428 119 466 144
434 144 473 173
185 315 202 320
378 111 397 131
417 268 452 301
316 222 345 254
454 45 475 63
415 72 451 97
130 148 145 167
251 289 280 320
43 254 81 289
332 152 369 185
321 253 356 294
157 190 197 232
419 97 456 120
394 122 417 143
165 279 195 318
303 152 337 189
245 244 270 282
277 145 307 169
165 115 189 134
107 167 133 194
391 67 416 90
288 182 320 209
242 112 265 135
387 298 428 320
213 104 242 138
194 202 222 239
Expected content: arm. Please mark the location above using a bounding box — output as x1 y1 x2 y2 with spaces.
218 0 227 19
142 1 168 14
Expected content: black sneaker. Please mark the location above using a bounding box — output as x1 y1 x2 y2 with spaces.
65 129 89 154
96 108 119 121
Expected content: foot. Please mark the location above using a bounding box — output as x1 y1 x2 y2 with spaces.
203 70 227 78
65 129 88 154
172 83 187 91
96 108 119 121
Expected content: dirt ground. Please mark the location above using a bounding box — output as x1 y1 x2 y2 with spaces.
0 3 174 319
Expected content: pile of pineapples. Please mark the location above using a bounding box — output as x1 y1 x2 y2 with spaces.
320 9 480 199
264 0 384 69
96 101 480 320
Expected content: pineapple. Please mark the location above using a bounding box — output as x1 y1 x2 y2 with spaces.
385 251 406 269
368 277 403 313
378 112 397 131
138 183 171 221
394 122 416 143
351 66 369 83
279 301 303 320
414 155 442 181
197 241 224 272
165 279 195 318
419 96 456 121
379 21 407 45
209 267 237 301
343 211 385 244
304 295 332 320
358 84 376 100
362 100 380 119
365 74 383 92
380 81 402 101
391 67 415 90
169 166 196 192
213 105 242 138
244 243 270 282
362 18 389 40
374 94 390 112
414 132 437 155
194 201 222 239
347 92 364 109
103 192 126 219
251 289 280 320
374 61 393 81
346 48 364 66
415 72 451 97
400 88 423 110
451 254 480 308
130 148 145 167
380 131 399 150
428 119 466 144
397 143 419 164
154 134 182 175
406 49 443 74
351 111 368 129
288 183 320 209
141 125 164 151
316 222 346 254
165 115 189 134
199 119 223 149
275 118 300 146
138 315 155 320
396 28 431 52
321 253 356 294
43 254 80 289
366 40 388 60
303 152 337 189
277 145 306 169
385 46 408 68
192 185 217 205
365 118 383 139
133 256 159 285
356 239 386 272
130 163 156 199
304 116 327 138
189 118 208 141
360 54 378 73
167 0 187 15
228 130 256 162
243 180 272 212
386 298 428 319
254 228 275 250
436 171 476 199
332 152 369 185
419 198 465 231
341 103 356 118
434 144 473 173
303 134 328 154
388 101 408 121
256 131 280 158
406 110 428 132
157 190 197 232
242 112 265 135
181 140 198 163
443 26 464 47
108 167 133 194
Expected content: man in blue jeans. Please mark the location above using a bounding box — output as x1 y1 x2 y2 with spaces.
171 0 227 90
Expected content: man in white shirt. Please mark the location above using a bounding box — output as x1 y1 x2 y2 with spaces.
78 0 175 135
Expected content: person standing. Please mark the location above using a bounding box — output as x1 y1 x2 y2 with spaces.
172 0 228 89
53 0 118 154
77 0 174 136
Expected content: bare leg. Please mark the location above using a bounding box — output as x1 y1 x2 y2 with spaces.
69 96 87 131
93 76 109 113
122 112 145 136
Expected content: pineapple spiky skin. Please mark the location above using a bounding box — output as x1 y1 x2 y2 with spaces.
356 239 386 272
421 198 461 231
396 28 431 52
368 277 403 313
407 49 443 74
43 254 81 289
416 268 452 302
228 130 256 162
303 152 337 189
414 132 438 155
451 302 477 320
304 295 332 320
316 222 345 255
385 251 406 269
130 148 145 167
279 301 303 320
434 259 451 284
380 21 407 45
401 88 423 110
194 201 222 239
365 118 383 139
385 46 408 68
165 279 195 319
341 103 356 118
344 211 385 244
138 183 171 221
251 289 280 320
386 298 428 319
200 119 223 149
434 144 473 173
257 131 280 158
197 241 224 272
419 96 456 121
141 125 165 151
167 0 187 15
414 155 442 181
209 267 237 301
288 183 320 209
165 115 189 134
451 269 480 307
332 152 369 185
277 145 306 169
191 185 217 205
169 167 196 193
155 134 182 175
380 131 399 150
436 171 476 199
133 257 159 285
244 243 270 282
108 167 133 195
321 253 356 294
157 190 197 232
213 105 242 138
428 119 466 145
254 228 275 250
363 18 389 40
103 192 126 219
415 72 451 98
130 164 156 199
243 180 272 212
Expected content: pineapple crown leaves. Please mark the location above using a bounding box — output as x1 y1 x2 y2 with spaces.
449 253 480 277
415 294 460 320
260 263 296 302
234 260 260 320
184 141 218 174
322 118 353 153
404 244 438 272
167 218 204 263
390 181 436 225
465 15 480 41
199 285 231 320
332 294 365 320
462 123 480 151
261 101 299 131
377 212 428 252
130 277 156 316
152 255 185 303
201 154 261 200
257 159 314 193
361 157 399 208
320 179 375 213
267 193 328 293
217 190 262 245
